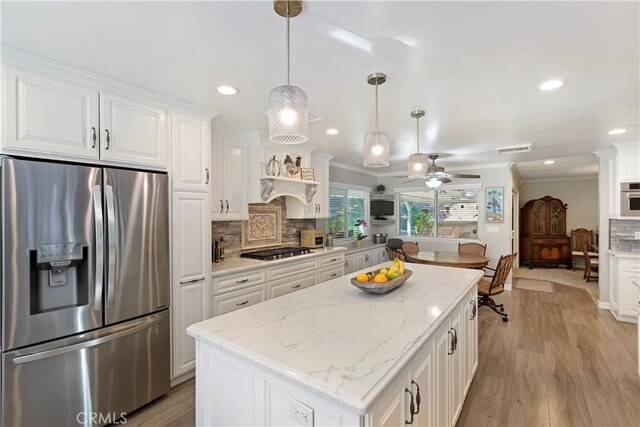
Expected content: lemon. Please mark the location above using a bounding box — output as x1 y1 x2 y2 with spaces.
380 268 389 275
373 274 389 283
356 273 370 282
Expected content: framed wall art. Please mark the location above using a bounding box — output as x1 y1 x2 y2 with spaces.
300 168 315 181
242 205 282 249
485 187 504 223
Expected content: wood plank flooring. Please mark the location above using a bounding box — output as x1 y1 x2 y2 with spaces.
125 283 639 427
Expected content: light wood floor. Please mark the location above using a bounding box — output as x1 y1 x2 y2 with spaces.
125 283 639 427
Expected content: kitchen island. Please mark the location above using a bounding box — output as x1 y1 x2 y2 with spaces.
188 263 483 426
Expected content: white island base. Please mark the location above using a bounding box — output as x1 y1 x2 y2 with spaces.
188 264 482 426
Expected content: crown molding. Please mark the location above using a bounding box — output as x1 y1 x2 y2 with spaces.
329 161 380 176
519 174 598 183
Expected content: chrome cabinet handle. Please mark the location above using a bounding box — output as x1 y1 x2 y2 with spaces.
405 388 415 425
180 276 205 285
236 300 249 306
205 168 210 184
91 127 97 148
236 279 249 284
292 284 301 289
219 200 223 214
105 129 111 149
225 200 229 213
411 380 421 414
92 185 104 311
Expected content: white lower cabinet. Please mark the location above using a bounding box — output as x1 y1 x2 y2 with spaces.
195 285 479 427
345 255 357 274
609 255 640 322
269 275 318 299
319 266 344 283
211 284 267 317
173 280 208 379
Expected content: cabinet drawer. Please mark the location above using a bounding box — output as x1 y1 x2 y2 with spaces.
268 275 317 299
268 259 318 281
212 269 266 295
211 284 266 317
619 259 640 273
319 266 344 283
319 253 344 268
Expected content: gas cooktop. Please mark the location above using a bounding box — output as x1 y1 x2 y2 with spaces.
240 247 312 261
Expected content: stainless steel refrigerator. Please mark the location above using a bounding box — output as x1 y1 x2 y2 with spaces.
0 156 170 426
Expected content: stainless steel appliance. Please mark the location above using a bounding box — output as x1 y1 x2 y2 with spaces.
300 229 325 248
240 247 312 261
1 157 170 426
621 182 640 217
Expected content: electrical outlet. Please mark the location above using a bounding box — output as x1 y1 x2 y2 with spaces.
289 400 313 426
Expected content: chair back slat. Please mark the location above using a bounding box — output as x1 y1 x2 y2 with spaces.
489 253 517 292
570 228 592 251
386 248 406 262
458 242 487 256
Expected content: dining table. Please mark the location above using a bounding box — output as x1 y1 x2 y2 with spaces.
406 251 491 269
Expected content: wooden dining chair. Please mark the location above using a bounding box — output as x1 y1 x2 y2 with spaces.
570 228 598 271
477 253 516 322
458 242 487 256
576 232 599 282
401 242 419 257
386 248 407 262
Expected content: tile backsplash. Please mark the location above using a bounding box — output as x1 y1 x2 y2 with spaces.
211 196 316 258
610 219 640 252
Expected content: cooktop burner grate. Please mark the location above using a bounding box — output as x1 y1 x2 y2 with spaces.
240 247 312 261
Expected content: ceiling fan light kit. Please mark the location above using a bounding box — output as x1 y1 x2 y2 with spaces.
268 0 308 144
363 72 390 167
407 109 428 178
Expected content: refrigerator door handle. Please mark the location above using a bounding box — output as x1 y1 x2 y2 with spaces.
93 185 104 311
105 184 117 308
11 312 167 365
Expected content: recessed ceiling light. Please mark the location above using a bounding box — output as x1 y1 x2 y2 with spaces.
538 79 564 91
608 128 627 135
326 128 339 135
217 85 238 95
544 160 555 165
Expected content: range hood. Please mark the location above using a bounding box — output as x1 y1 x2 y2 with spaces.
259 176 318 203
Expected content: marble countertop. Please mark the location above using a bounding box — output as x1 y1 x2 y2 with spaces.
212 247 347 277
189 263 483 414
607 250 640 259
338 240 388 253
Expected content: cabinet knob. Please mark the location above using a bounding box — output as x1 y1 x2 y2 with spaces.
105 129 110 149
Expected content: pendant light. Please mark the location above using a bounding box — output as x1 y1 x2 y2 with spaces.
407 109 428 178
268 0 308 144
363 73 390 167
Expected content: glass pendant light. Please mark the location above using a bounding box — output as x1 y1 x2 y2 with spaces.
407 109 428 179
268 1 308 144
363 73 390 167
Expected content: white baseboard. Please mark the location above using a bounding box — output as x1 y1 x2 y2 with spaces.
171 370 195 388
597 300 611 310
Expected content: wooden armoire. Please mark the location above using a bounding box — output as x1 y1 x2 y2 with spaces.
520 195 571 268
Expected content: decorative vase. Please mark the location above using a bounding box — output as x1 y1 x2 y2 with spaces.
355 240 362 248
266 156 281 176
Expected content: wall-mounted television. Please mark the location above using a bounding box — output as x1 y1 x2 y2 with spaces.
371 200 394 219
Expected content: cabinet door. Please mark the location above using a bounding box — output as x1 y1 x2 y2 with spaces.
548 200 566 236
463 293 478 394
222 137 248 220
345 255 356 274
619 271 640 317
100 91 168 168
434 322 451 427
173 280 208 378
530 201 546 235
409 341 434 427
172 112 210 192
313 157 330 218
210 134 225 219
172 192 210 285
3 66 99 160
449 308 464 425
364 251 375 269
370 378 407 427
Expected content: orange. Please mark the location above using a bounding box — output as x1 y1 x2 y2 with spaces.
373 274 389 283
356 273 370 282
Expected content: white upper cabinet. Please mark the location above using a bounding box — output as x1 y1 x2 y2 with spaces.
171 112 211 192
616 144 640 182
211 132 248 220
99 91 169 168
2 66 100 160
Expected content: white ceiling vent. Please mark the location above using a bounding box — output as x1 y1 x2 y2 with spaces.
497 143 533 154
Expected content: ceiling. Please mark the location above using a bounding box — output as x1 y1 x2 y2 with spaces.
2 1 638 174
514 154 598 181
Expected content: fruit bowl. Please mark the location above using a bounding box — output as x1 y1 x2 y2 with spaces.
351 269 413 294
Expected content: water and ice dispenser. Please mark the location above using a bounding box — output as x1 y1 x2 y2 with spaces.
31 242 89 313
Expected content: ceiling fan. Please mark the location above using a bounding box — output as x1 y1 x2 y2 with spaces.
400 154 481 187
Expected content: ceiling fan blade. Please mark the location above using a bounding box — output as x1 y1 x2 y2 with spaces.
402 178 423 184
439 177 452 184
446 173 481 179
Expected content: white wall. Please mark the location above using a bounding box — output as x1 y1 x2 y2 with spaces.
519 178 599 232
329 165 378 189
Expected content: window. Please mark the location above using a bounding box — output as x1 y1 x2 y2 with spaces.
327 185 369 239
399 188 479 239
